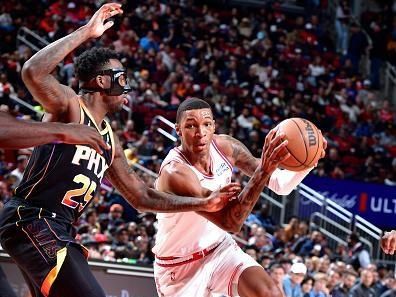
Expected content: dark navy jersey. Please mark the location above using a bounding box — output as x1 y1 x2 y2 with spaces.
14 99 115 223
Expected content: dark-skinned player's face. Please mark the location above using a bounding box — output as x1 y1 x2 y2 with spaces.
176 108 215 153
98 58 128 113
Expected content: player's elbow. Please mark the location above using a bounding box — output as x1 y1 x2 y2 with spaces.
125 184 150 212
272 187 293 196
270 181 294 195
21 61 39 83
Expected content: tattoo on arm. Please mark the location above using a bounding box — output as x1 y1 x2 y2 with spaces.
225 169 269 232
199 168 270 233
222 135 259 177
22 27 91 113
106 143 208 213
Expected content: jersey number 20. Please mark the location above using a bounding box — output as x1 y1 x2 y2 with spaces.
61 174 97 212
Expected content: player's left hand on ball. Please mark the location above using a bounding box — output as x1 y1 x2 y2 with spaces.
381 230 396 255
205 183 241 212
319 130 327 159
313 130 327 167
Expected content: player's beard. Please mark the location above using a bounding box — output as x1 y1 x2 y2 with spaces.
107 96 125 113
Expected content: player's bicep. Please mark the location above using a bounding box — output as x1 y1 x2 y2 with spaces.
22 69 75 114
158 163 209 198
106 136 144 193
216 134 259 176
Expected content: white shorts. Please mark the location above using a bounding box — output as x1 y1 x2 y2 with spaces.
154 236 261 297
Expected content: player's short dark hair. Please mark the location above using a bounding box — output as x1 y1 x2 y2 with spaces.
269 263 284 272
176 97 212 123
75 47 119 82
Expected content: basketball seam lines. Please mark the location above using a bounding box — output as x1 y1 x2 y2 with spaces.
307 125 320 166
285 147 304 167
290 119 308 164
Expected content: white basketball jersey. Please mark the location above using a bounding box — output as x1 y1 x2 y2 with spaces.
153 140 233 257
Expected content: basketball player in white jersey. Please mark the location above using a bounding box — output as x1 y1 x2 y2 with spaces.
153 98 326 297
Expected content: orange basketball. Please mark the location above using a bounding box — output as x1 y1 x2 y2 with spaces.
276 118 323 171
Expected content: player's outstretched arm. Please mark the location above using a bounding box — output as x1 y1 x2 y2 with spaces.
105 136 240 213
0 112 109 152
21 3 123 115
216 133 326 195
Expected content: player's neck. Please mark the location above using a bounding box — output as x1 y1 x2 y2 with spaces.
180 147 212 175
81 95 107 127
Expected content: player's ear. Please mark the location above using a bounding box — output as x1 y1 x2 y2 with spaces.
95 75 107 89
175 123 182 136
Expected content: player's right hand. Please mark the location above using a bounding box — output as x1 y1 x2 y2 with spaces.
381 230 396 255
86 3 123 38
260 129 290 175
60 123 110 154
205 183 241 212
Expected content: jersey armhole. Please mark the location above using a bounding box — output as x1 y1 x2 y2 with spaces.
105 120 116 164
211 139 233 170
77 98 85 124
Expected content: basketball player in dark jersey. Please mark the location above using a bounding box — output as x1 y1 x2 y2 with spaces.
0 112 112 297
0 4 239 297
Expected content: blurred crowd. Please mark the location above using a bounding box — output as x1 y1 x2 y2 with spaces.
0 0 396 296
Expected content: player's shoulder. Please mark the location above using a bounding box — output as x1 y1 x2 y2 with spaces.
161 160 192 177
43 94 82 123
159 160 198 190
213 134 233 158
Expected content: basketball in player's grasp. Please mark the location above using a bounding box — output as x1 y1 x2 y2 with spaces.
276 118 324 171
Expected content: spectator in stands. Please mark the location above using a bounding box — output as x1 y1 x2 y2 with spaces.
102 203 125 234
9 154 28 186
0 73 14 105
0 181 11 202
293 230 325 257
271 226 286 251
368 263 389 296
134 235 152 264
85 208 101 234
121 119 138 145
285 216 300 242
248 226 273 252
349 269 376 297
283 262 307 297
256 202 276 234
270 263 286 296
335 0 350 54
327 269 342 292
347 22 369 74
111 225 138 260
330 270 358 297
380 278 396 297
301 276 314 297
368 20 387 89
244 245 259 262
346 233 371 271
309 273 328 297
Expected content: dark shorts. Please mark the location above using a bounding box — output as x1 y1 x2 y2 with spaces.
0 199 106 297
